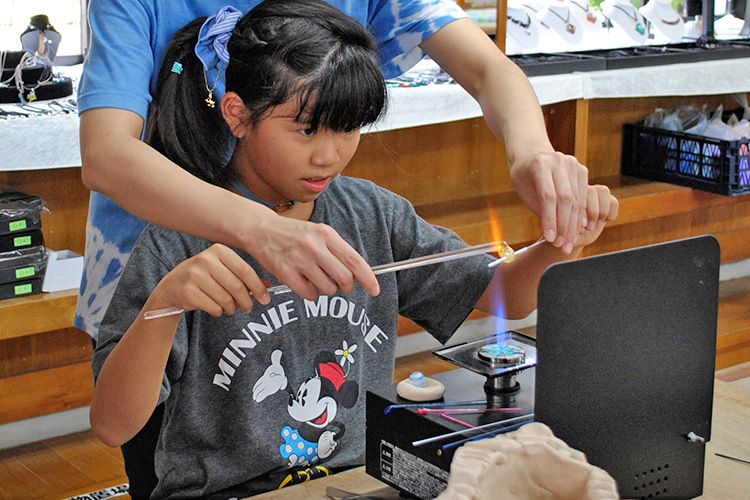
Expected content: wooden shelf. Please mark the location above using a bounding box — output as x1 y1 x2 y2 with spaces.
4 175 750 344
0 289 78 341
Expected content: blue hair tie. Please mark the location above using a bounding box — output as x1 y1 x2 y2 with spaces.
195 6 243 99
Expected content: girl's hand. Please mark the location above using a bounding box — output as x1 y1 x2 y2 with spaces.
573 184 619 250
151 243 264 317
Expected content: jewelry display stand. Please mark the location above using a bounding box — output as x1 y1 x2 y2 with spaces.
740 0 750 37
564 0 605 50
640 0 685 42
601 0 649 44
538 0 584 45
19 15 61 63
517 2 562 53
567 0 605 35
506 2 544 53
0 15 72 104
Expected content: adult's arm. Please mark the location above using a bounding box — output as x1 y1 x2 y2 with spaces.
79 108 380 299
420 18 590 254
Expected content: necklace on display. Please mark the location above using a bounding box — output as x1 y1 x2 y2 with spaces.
658 16 681 25
547 6 576 34
654 6 681 25
611 3 646 34
508 13 532 34
570 0 598 23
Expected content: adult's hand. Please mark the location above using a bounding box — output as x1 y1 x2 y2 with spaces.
420 19 594 253
245 214 380 300
510 151 589 254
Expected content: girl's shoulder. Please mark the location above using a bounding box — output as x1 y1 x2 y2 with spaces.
317 176 417 229
135 223 216 264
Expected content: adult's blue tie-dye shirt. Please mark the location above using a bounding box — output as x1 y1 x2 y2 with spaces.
76 0 467 337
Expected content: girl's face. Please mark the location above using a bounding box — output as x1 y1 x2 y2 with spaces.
233 98 361 208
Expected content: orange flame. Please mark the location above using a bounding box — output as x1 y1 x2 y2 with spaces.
487 202 504 257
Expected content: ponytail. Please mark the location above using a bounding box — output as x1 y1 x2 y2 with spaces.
145 18 235 186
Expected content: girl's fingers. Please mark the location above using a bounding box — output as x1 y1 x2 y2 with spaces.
585 186 602 231
591 185 619 225
164 244 260 317
186 288 225 318
575 158 589 235
214 244 268 308
549 163 575 253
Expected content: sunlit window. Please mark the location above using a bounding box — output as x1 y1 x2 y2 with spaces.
0 0 87 63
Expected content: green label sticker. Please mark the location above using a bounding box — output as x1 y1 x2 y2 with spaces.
9 220 27 232
13 235 32 247
16 266 36 279
15 283 33 295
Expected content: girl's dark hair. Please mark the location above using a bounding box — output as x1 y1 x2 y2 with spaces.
146 0 388 186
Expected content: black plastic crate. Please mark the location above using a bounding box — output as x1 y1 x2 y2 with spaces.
622 121 750 196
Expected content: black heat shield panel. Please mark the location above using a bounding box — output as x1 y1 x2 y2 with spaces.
535 235 720 500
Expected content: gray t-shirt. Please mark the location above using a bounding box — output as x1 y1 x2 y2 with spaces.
93 177 495 499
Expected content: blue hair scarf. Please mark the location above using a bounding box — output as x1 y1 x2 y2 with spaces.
194 5 243 102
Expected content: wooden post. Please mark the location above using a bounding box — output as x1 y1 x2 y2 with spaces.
496 0 507 52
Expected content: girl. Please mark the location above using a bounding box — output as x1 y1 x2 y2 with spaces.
90 1 618 498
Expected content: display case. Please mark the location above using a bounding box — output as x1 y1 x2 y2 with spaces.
464 0 750 73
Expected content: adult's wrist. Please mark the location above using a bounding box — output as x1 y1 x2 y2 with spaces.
216 191 278 253
506 143 556 173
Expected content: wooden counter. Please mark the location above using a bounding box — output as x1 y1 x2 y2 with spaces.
250 379 750 500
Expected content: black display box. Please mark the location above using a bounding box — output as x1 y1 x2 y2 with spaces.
0 184 44 236
0 229 45 254
0 246 48 285
622 111 750 196
0 278 43 300
505 38 750 76
584 40 750 70
509 52 606 77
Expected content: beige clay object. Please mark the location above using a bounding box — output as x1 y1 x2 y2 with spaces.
435 422 619 500
396 371 446 402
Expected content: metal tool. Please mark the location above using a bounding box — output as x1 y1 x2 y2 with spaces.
715 453 750 466
411 413 535 447
383 399 488 415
